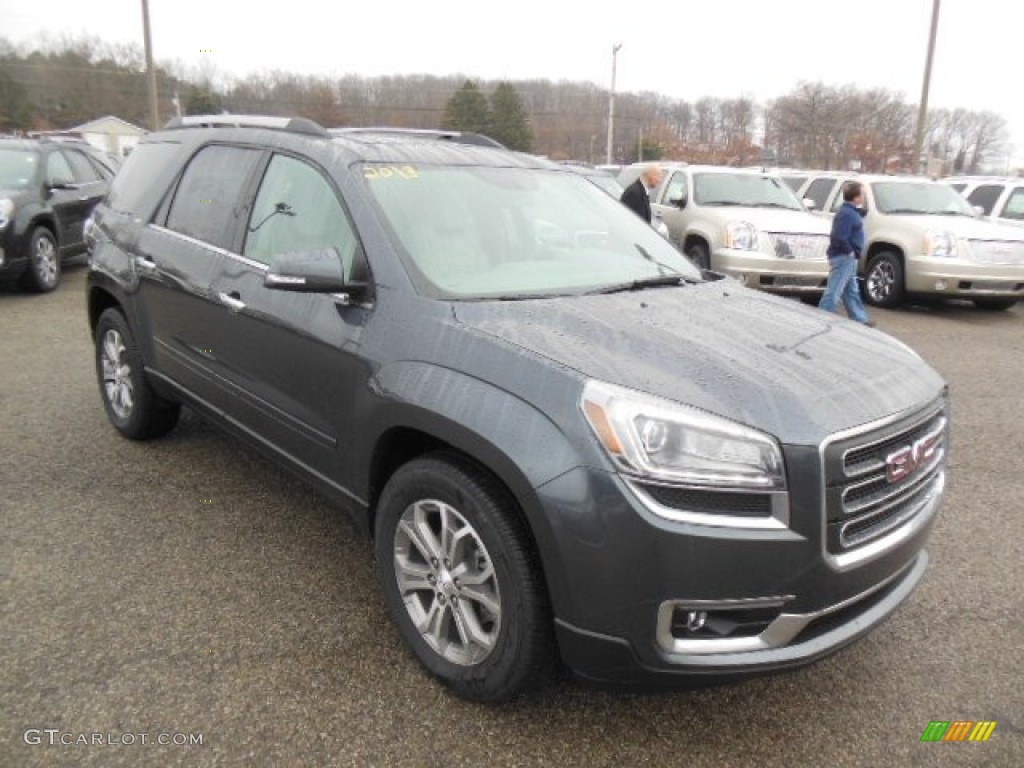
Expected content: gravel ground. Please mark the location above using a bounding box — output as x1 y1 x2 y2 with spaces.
1 264 1021 767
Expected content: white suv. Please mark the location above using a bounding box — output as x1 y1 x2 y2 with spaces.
944 176 1024 229
622 165 831 295
796 173 1024 310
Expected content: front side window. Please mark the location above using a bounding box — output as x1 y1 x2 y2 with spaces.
363 164 699 299
0 149 39 189
1000 188 1024 220
804 178 838 210
166 145 262 250
693 173 803 210
873 182 977 216
62 150 100 183
661 172 688 204
966 184 1004 215
243 154 359 277
45 151 75 186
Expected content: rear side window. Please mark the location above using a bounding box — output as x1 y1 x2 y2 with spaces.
46 151 75 186
948 183 966 194
804 178 837 210
107 141 183 215
967 184 1004 215
166 145 262 250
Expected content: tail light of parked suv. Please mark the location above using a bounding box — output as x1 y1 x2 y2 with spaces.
581 380 785 491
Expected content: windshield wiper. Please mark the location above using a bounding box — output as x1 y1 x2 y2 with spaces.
747 202 800 210
701 200 745 206
884 208 928 215
934 210 975 216
586 275 695 295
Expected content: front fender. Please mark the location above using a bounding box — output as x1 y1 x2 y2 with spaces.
359 360 586 619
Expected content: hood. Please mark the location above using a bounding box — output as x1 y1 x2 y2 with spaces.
702 205 832 235
453 283 944 446
894 214 1024 241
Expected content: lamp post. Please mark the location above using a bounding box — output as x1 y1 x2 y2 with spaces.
606 43 622 165
913 0 941 175
141 0 160 130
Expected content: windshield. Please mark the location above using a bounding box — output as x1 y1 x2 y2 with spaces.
694 172 804 210
873 181 977 216
363 165 699 299
0 149 40 189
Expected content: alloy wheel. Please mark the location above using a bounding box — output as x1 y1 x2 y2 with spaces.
393 499 502 666
867 261 895 302
101 329 134 420
35 235 58 288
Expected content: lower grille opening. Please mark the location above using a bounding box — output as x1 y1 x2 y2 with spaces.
639 484 773 517
790 569 906 645
669 604 782 641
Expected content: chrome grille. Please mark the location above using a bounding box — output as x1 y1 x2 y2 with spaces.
768 233 829 261
968 239 1024 265
823 401 948 556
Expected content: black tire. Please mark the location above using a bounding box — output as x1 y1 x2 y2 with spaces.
18 226 61 293
95 308 180 440
973 298 1017 311
374 454 553 702
863 251 905 308
685 241 710 271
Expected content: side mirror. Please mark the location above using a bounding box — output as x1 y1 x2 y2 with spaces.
46 180 76 191
803 197 817 210
972 205 986 217
264 247 365 296
668 196 687 209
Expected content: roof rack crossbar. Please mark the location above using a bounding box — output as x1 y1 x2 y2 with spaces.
163 114 329 137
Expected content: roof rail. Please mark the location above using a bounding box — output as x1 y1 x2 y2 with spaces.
163 114 329 137
331 127 506 149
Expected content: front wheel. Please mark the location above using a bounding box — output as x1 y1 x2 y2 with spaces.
864 251 905 308
685 241 710 271
374 455 553 701
95 308 181 440
973 298 1017 311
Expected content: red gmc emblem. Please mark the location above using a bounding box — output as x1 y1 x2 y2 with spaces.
886 429 943 483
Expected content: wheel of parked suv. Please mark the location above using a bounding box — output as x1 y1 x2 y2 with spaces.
864 251 905 308
685 241 710 271
374 454 553 702
973 298 1017 311
94 308 181 440
19 227 60 293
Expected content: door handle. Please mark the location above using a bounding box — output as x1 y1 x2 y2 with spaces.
218 291 246 312
135 256 157 270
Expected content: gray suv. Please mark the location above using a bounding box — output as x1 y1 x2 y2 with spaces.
87 115 949 701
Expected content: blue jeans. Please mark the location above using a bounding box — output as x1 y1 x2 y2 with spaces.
819 255 869 323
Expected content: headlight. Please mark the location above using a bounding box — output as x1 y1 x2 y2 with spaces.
724 220 759 251
924 229 957 258
0 199 13 229
581 380 786 490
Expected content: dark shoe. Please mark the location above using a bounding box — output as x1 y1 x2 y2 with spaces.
862 321 877 328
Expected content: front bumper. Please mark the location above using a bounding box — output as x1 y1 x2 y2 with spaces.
712 247 828 294
537 451 940 686
904 255 1024 298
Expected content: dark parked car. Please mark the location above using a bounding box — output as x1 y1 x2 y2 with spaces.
0 137 113 291
87 115 949 701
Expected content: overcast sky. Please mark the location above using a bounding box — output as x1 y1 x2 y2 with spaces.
5 0 1021 165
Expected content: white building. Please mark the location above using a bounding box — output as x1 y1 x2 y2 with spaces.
32 116 146 158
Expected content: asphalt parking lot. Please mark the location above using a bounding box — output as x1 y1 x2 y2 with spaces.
1 263 1022 767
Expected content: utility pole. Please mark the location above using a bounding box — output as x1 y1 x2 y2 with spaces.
913 0 941 175
142 0 160 130
606 43 622 165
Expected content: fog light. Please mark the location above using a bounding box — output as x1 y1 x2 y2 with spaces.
736 273 748 285
935 279 948 291
685 610 707 631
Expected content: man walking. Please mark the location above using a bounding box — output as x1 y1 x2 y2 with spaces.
819 181 873 326
620 165 663 223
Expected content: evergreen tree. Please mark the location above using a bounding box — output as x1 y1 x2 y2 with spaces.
441 80 490 135
488 82 533 151
186 84 222 116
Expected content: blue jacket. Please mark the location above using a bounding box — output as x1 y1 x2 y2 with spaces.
828 202 865 258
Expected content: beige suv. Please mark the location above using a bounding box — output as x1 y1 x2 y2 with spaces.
620 164 831 295
797 173 1024 310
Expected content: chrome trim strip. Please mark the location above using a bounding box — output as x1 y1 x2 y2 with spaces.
150 225 269 272
626 478 790 530
840 471 943 548
655 561 910 656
